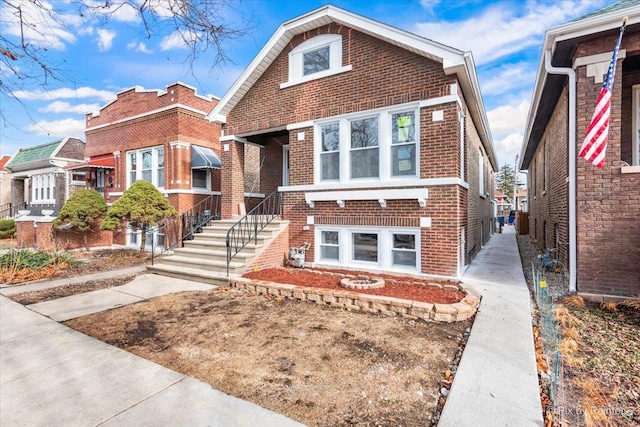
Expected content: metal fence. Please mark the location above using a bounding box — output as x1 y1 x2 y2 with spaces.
531 262 561 404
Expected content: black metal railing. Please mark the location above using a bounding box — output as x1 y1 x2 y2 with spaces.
181 194 221 241
150 194 221 265
226 191 282 276
0 202 27 220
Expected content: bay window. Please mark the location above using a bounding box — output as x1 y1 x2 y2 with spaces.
316 106 419 184
31 173 56 204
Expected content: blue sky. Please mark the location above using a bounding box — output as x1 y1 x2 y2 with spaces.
0 0 613 168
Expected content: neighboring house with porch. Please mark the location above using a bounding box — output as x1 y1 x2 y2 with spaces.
193 5 497 280
83 82 223 247
494 190 511 220
4 138 86 217
520 0 640 299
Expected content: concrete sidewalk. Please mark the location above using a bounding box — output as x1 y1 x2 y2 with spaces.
439 226 544 426
0 274 305 426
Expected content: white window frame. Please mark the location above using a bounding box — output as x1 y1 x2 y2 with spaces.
191 169 211 190
633 84 640 166
31 173 56 204
314 226 421 273
318 229 340 262
314 105 420 185
282 34 351 88
71 172 86 186
126 146 165 189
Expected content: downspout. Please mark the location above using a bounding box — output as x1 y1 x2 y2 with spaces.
544 50 577 293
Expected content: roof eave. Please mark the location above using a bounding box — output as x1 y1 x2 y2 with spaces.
520 4 640 169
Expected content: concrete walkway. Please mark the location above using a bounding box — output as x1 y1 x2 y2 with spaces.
439 226 544 426
0 272 304 426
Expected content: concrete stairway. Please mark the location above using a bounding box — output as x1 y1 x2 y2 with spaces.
147 218 289 286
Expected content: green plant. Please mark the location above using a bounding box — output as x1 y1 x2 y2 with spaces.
0 249 78 271
0 219 16 239
53 189 108 250
101 180 177 253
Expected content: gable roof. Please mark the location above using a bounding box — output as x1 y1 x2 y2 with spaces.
208 5 497 170
520 0 640 168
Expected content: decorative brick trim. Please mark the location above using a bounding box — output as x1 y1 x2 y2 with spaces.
314 216 420 227
229 276 480 322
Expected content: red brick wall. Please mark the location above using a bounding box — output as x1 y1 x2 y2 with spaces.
252 225 290 270
528 85 570 269
528 32 640 297
85 82 222 216
16 220 36 248
225 24 456 136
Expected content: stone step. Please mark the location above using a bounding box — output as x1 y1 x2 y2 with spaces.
182 240 261 255
171 247 254 263
146 264 238 287
154 255 246 275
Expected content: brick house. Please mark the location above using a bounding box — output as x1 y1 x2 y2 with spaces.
209 5 497 279
4 138 86 216
82 82 223 247
520 0 640 299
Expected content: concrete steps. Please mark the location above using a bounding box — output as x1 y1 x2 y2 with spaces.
148 217 288 285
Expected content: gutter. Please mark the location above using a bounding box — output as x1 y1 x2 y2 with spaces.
544 50 577 294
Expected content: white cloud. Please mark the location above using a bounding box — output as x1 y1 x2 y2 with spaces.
0 0 77 50
38 101 102 114
25 118 86 139
13 87 116 102
160 30 193 51
78 26 94 36
96 28 116 52
126 40 153 54
494 133 524 168
486 99 530 137
479 63 537 96
83 0 141 22
414 0 607 64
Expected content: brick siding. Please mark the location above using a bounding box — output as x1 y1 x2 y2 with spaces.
528 31 640 298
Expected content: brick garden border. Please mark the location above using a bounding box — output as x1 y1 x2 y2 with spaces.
229 276 481 322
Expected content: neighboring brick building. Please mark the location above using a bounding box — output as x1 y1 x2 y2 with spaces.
520 0 640 299
4 138 86 216
82 82 223 247
209 6 497 279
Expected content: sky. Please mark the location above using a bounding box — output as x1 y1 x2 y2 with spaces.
0 0 614 169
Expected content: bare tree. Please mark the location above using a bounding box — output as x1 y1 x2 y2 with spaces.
0 0 252 125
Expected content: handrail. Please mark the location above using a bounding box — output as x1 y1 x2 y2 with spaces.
226 191 282 276
0 202 27 220
150 194 221 265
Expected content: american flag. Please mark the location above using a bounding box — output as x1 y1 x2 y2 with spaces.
579 20 627 168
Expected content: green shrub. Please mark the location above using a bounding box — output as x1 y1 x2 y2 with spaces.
0 249 78 271
0 219 16 239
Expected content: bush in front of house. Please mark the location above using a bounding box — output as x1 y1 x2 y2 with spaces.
0 219 16 239
101 180 177 254
53 189 108 250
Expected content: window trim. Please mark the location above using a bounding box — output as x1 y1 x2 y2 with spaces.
31 173 56 204
282 34 352 89
314 226 421 273
191 169 211 190
126 145 165 189
478 148 485 197
314 105 421 185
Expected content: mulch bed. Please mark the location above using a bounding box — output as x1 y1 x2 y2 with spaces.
243 267 466 304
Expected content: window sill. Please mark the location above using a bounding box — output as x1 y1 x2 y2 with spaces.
280 65 352 89
621 165 640 174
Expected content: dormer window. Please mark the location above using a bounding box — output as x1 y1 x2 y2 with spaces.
282 34 352 89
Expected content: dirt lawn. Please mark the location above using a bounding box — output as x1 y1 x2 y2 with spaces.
66 287 470 426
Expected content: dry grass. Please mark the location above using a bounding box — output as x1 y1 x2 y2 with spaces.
563 295 586 308
600 301 617 312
